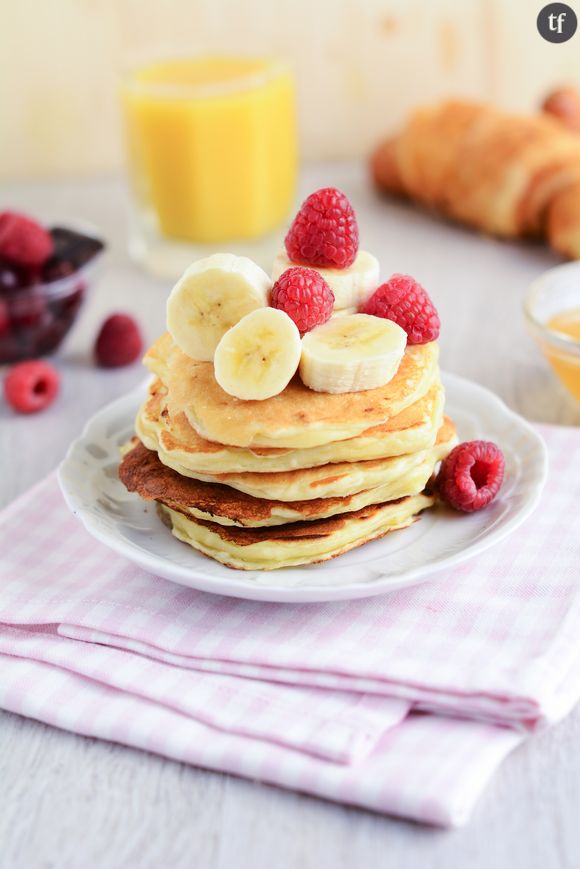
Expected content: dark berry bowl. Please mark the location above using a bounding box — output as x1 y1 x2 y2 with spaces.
0 225 105 364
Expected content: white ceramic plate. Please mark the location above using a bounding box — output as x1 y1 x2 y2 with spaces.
58 374 547 603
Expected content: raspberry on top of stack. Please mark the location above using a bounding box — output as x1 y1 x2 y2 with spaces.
119 188 503 571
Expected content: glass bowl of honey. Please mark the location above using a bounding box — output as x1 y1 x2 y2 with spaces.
524 262 580 401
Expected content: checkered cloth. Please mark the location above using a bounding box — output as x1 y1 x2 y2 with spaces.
1 423 579 827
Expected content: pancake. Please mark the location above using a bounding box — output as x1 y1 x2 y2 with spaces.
144 333 439 449
137 417 456 502
119 431 450 527
158 493 435 570
136 379 445 474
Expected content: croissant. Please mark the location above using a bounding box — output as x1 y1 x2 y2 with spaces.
542 87 580 134
371 99 580 257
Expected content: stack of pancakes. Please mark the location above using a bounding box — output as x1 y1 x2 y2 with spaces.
119 333 457 570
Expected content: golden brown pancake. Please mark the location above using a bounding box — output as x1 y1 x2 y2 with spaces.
144 333 439 449
138 416 456 502
120 418 455 526
137 378 445 474
158 493 435 570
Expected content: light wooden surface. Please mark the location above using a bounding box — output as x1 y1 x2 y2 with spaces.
1 164 579 869
4 0 580 178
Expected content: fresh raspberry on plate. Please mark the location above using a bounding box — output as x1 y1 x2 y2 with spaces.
363 274 440 344
270 267 335 333
3 360 60 413
437 440 505 512
0 211 54 268
285 187 359 269
95 313 143 368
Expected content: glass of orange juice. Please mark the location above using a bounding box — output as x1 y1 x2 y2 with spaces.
121 56 297 278
524 262 580 402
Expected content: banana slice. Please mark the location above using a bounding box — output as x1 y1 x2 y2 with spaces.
299 313 407 394
167 253 271 361
272 249 379 310
214 308 301 401
331 307 358 318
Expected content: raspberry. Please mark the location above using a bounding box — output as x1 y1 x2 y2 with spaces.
32 320 69 357
285 187 359 269
8 290 47 330
4 360 60 413
270 267 335 333
95 313 143 368
50 284 85 325
0 211 53 268
0 300 8 337
0 263 38 293
437 441 505 513
363 274 440 345
0 264 22 293
42 259 75 283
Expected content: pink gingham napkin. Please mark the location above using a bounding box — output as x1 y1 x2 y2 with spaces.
0 423 579 826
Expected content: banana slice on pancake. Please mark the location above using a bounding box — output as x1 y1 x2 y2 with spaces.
167 253 271 362
214 308 301 401
272 249 379 310
299 313 407 394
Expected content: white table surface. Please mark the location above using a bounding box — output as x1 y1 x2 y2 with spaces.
1 164 580 869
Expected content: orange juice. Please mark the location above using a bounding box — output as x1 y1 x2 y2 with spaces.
543 308 580 400
122 57 297 245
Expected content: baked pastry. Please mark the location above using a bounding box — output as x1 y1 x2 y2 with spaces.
542 87 580 134
372 99 580 255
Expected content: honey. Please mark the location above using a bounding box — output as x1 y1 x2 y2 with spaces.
543 308 580 400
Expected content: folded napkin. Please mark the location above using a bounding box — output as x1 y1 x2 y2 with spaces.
0 423 579 827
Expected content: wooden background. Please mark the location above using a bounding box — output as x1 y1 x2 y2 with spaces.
2 0 580 179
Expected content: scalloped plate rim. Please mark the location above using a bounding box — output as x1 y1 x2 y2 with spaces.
57 373 548 603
